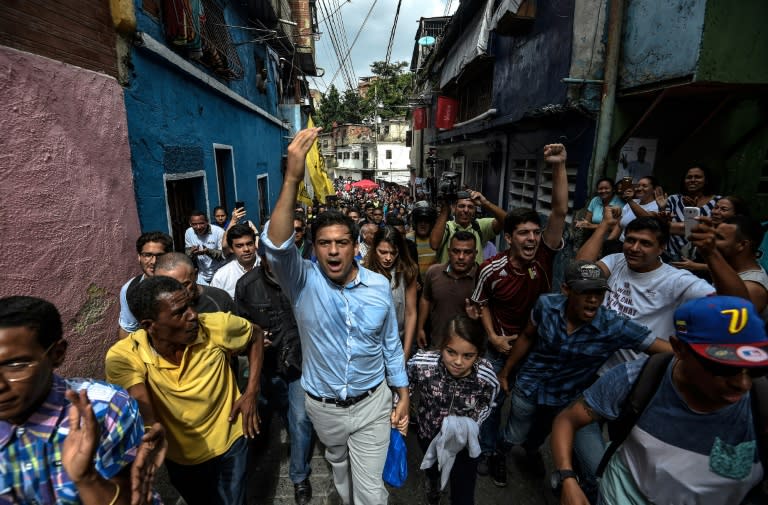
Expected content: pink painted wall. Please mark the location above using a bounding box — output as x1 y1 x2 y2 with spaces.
0 46 141 378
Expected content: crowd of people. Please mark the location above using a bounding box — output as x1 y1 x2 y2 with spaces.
3 126 768 505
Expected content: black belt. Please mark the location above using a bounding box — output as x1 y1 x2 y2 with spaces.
307 382 382 408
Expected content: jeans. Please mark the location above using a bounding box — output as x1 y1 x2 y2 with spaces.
165 436 249 505
501 390 604 498
418 435 479 505
478 349 507 455
263 374 314 483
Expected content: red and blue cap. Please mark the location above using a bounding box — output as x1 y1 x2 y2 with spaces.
674 296 768 367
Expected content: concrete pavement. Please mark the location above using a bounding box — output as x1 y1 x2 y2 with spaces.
156 413 558 505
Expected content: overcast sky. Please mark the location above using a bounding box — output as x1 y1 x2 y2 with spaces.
312 0 458 92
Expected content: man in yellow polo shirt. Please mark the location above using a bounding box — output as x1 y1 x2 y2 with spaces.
106 276 263 505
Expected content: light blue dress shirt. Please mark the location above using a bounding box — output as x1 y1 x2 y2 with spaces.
261 223 408 400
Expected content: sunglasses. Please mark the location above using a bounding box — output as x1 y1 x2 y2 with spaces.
689 348 768 378
294 227 305 232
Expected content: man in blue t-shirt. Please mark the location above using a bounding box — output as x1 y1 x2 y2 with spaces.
552 296 768 505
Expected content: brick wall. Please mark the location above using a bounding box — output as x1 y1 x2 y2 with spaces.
0 0 118 77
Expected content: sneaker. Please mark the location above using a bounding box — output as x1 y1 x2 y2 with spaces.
425 477 441 505
294 479 312 505
490 453 508 487
524 449 546 479
477 453 490 476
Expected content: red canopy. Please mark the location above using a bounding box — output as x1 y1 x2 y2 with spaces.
351 179 379 191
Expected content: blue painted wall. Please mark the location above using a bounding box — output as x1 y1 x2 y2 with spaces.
490 0 574 124
125 0 287 232
620 0 705 88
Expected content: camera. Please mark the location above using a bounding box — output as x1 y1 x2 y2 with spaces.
437 172 461 202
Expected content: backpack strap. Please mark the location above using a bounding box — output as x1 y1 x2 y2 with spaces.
751 377 768 488
596 352 674 476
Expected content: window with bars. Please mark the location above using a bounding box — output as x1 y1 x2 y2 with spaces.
465 160 487 193
162 0 243 80
507 158 577 223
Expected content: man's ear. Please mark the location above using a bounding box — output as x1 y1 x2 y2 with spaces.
139 318 154 332
49 340 68 368
560 283 570 296
504 233 512 246
669 335 685 360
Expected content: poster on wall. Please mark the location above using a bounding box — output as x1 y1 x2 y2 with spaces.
616 137 658 182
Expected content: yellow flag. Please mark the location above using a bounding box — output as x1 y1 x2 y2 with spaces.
306 116 334 204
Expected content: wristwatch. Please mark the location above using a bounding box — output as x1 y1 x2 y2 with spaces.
550 469 579 491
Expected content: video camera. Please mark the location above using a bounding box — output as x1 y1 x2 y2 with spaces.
437 172 461 202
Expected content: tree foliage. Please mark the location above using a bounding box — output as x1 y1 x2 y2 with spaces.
363 61 412 120
315 61 412 128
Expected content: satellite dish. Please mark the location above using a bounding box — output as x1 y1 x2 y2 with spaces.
417 36 436 46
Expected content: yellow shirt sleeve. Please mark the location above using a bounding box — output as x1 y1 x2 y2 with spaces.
105 333 148 390
199 312 253 353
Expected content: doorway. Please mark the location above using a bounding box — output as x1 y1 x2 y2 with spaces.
214 144 236 211
165 173 208 252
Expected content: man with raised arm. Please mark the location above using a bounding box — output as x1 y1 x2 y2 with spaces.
470 143 570 486
260 128 409 505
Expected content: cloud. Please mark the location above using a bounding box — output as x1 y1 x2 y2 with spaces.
314 0 457 91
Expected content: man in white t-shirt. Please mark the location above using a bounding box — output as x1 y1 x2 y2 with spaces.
577 213 749 371
185 210 226 284
211 224 260 299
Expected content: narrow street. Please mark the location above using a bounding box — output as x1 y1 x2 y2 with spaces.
156 404 558 505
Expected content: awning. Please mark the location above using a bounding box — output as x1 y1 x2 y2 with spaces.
439 0 495 88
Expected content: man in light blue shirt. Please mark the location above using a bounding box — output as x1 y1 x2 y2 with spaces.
261 127 409 505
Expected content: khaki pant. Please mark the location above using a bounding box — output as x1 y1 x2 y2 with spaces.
305 384 392 505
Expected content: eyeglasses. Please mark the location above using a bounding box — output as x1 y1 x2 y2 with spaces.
294 227 305 232
0 341 59 382
689 348 768 378
139 252 164 259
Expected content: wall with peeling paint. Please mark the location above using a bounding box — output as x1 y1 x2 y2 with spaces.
0 46 141 378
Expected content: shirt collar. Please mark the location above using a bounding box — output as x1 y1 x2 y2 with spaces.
134 327 206 369
0 374 68 448
443 263 477 279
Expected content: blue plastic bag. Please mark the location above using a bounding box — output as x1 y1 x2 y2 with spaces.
382 428 408 487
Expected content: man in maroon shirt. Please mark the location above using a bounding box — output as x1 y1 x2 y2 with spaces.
470 143 569 486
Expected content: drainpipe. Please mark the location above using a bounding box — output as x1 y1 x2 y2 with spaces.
589 0 625 191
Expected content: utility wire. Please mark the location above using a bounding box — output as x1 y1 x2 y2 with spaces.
384 0 402 67
328 0 357 85
328 0 377 88
318 0 355 89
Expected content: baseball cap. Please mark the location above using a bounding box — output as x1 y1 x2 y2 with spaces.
674 296 768 367
564 261 610 293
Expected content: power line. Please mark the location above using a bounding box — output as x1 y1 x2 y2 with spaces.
444 0 454 17
324 0 356 89
328 0 378 88
318 0 356 89
328 0 357 86
384 0 403 67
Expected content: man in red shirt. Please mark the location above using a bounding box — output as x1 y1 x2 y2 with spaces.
470 143 569 486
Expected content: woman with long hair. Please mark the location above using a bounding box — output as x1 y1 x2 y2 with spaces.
663 166 721 259
364 226 419 361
